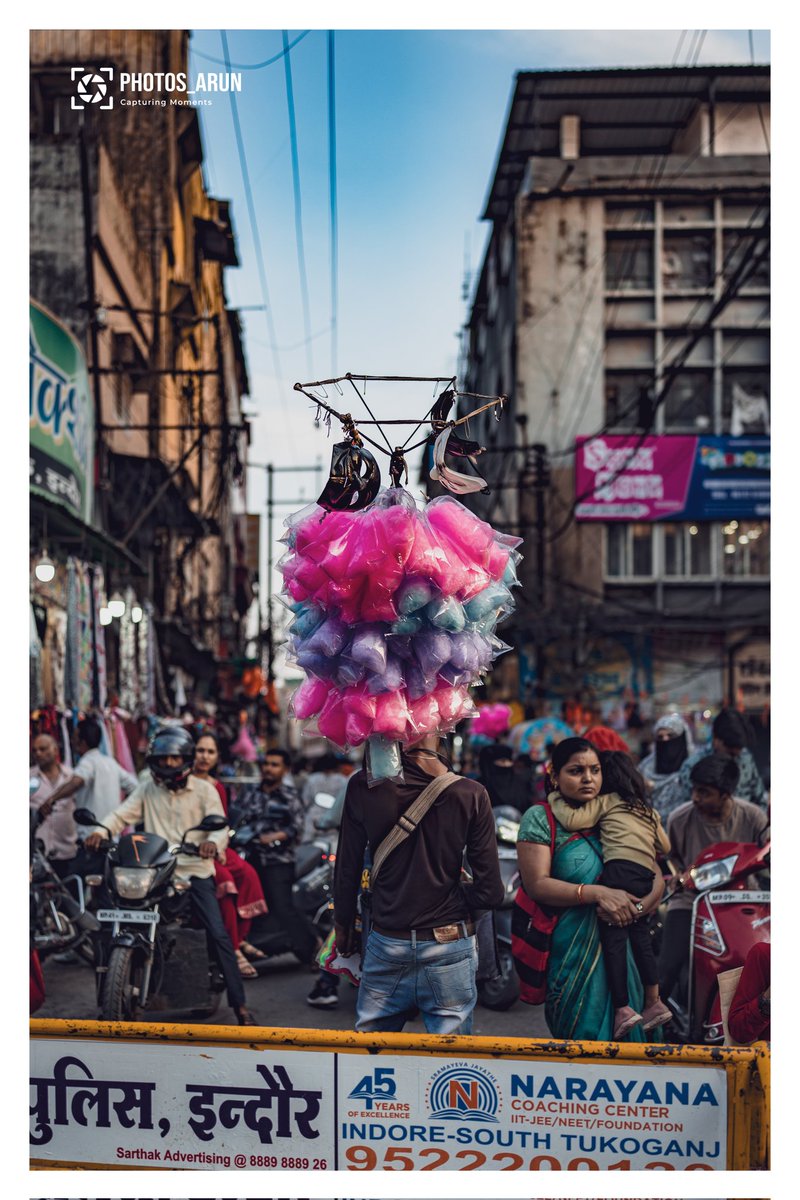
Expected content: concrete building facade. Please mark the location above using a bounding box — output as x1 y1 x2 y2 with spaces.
30 30 254 708
462 66 770 723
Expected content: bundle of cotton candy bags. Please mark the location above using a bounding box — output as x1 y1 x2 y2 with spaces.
280 488 522 751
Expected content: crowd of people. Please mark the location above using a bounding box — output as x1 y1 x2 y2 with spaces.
30 702 769 1046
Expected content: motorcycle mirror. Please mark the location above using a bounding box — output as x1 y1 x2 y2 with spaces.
29 777 41 796
73 807 99 826
186 814 229 834
314 792 337 809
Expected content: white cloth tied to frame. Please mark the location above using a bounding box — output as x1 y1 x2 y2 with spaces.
429 426 488 495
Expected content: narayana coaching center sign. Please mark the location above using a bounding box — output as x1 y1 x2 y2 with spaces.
575 435 770 522
30 1036 727 1171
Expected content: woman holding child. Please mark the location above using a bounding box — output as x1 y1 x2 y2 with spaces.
516 737 668 1041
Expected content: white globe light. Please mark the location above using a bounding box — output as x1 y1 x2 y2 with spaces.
131 605 143 624
99 607 113 626
34 553 55 583
108 592 126 618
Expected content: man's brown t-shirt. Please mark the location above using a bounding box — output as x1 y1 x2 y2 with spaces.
333 763 504 932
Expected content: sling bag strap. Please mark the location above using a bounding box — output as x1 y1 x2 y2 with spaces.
369 771 460 891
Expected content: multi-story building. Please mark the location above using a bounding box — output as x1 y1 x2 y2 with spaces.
30 30 254 711
462 66 770 721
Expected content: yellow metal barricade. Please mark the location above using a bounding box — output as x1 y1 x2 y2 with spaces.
30 1020 769 1171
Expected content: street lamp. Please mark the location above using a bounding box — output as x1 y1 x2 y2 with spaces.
108 591 126 618
34 550 55 583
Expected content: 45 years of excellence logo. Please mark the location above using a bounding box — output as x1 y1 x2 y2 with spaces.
71 66 114 109
426 1062 502 1123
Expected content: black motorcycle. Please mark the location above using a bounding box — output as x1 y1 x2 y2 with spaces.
73 807 230 1022
476 805 522 1012
229 800 335 961
30 802 100 966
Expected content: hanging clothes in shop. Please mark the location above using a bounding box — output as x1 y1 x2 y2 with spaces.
30 605 44 710
108 707 136 774
64 558 80 710
47 606 67 709
76 561 94 711
118 605 138 712
60 712 74 768
141 601 157 712
96 712 113 757
90 566 108 709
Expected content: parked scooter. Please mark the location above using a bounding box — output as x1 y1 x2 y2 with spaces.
663 837 770 1043
306 790 341 850
73 806 230 1022
476 805 522 1011
229 810 336 961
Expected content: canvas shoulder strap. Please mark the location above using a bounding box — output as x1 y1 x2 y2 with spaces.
369 771 459 891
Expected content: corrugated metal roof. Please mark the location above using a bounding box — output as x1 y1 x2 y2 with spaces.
483 65 770 221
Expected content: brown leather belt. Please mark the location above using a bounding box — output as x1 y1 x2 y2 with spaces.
373 921 475 943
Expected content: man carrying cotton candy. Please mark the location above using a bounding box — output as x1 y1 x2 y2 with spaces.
332 732 504 1034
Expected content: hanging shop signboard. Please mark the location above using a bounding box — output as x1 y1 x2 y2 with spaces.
28 1023 765 1171
575 435 770 522
29 299 94 523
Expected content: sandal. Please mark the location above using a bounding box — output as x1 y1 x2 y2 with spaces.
236 949 258 978
239 940 266 961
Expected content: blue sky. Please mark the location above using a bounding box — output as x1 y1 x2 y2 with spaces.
186 27 770 618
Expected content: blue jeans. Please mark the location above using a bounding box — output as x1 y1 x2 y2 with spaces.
356 929 477 1035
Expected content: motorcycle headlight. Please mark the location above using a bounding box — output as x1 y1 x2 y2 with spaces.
112 866 158 900
496 820 520 844
689 855 738 892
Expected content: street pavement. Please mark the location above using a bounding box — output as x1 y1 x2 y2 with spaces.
37 951 551 1038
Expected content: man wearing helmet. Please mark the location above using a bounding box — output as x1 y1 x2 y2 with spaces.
84 725 256 1025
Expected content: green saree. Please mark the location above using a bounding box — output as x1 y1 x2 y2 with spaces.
518 802 649 1041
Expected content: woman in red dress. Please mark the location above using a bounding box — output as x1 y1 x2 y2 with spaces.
193 732 268 977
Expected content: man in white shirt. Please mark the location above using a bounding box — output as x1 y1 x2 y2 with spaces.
39 717 138 826
84 725 256 1025
30 733 78 874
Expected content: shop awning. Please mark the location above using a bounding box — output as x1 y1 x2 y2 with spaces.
30 492 145 573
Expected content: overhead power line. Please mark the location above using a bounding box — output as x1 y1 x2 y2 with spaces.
192 30 311 70
328 31 339 376
219 29 295 454
282 29 314 378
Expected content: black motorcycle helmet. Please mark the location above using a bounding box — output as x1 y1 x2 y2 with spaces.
146 725 196 791
317 439 381 512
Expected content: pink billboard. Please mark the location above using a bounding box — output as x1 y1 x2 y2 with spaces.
574 435 770 521
575 435 698 521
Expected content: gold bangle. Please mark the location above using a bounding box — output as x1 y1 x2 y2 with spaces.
577 883 585 904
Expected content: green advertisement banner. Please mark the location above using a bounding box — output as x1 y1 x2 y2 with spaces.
29 299 94 522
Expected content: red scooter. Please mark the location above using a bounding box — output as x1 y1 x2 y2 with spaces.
663 838 770 1044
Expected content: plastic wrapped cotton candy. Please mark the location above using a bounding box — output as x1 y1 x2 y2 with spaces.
471 702 512 740
290 676 331 720
280 484 522 781
350 626 388 674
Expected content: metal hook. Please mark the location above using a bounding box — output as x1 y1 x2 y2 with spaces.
333 380 343 395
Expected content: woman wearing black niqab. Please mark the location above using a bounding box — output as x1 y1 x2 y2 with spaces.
478 743 531 810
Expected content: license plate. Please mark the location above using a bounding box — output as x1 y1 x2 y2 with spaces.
96 909 160 924
708 890 770 904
